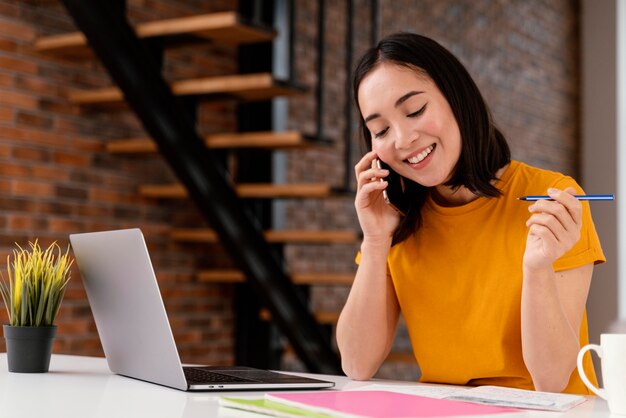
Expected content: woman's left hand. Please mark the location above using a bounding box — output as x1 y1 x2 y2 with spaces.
523 187 582 271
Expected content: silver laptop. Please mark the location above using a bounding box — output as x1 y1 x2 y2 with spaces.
69 228 334 391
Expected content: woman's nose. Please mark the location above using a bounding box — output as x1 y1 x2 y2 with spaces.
394 126 419 149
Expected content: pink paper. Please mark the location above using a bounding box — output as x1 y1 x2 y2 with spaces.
267 390 518 418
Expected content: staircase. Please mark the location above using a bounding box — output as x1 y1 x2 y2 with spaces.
37 0 416 376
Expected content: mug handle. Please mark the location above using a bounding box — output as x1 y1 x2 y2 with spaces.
577 344 607 399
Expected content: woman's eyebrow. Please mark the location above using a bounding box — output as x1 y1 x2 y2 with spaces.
364 113 380 123
395 91 423 107
364 91 424 123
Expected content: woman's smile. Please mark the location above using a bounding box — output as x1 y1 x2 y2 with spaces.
404 143 436 167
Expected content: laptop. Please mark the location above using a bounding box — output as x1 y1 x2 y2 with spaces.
69 228 335 391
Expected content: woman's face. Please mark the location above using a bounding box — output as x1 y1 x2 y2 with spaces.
358 62 462 188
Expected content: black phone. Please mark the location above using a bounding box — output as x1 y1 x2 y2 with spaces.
376 159 410 216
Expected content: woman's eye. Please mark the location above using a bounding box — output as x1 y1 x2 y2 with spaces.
407 104 427 118
374 127 389 138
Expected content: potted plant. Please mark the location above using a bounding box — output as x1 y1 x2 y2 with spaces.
0 241 73 373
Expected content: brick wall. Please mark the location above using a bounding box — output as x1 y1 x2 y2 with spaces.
0 0 238 365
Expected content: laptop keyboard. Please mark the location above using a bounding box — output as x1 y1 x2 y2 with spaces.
183 367 253 384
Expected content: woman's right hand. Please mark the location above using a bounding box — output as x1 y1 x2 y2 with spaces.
354 151 402 243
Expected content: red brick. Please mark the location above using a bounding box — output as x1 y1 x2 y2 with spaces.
39 98 81 116
0 143 11 158
54 118 89 134
89 188 139 204
16 110 53 129
35 200 74 216
74 204 112 219
11 179 54 196
0 161 30 176
0 55 37 74
53 151 91 167
0 72 13 88
56 184 87 199
47 218 85 233
14 75 61 97
32 165 70 181
3 126 67 146
0 90 38 109
0 105 13 122
6 214 48 230
0 178 11 193
0 18 36 41
12 145 51 161
0 40 19 56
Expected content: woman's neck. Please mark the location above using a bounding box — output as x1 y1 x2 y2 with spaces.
431 164 509 207
431 185 478 207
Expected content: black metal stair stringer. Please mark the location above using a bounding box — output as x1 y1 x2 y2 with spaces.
59 0 341 375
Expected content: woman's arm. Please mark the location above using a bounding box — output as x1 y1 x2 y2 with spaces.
336 239 400 380
521 187 593 392
337 150 402 380
521 263 593 392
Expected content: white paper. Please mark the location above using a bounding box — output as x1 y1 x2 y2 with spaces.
445 385 586 412
352 383 586 412
351 383 467 399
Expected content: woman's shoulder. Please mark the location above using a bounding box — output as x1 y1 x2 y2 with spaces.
508 160 580 191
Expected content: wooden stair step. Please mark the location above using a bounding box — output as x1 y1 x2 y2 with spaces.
34 32 89 57
139 183 333 199
197 270 354 285
35 12 275 56
107 131 321 154
259 308 339 325
172 228 358 244
68 73 303 105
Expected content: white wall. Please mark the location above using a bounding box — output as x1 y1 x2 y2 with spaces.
581 0 620 342
618 0 626 323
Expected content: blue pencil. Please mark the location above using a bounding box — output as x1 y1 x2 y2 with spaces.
517 194 615 201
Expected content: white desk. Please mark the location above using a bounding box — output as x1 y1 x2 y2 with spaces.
0 354 611 417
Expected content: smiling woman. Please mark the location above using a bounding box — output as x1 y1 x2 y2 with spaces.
335 32 606 395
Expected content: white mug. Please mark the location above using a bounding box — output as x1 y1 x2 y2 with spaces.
577 333 626 415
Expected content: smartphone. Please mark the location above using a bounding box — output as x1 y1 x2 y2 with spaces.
376 159 409 216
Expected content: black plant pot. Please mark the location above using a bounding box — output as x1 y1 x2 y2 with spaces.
3 325 57 373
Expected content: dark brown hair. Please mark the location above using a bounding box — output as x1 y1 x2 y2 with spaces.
353 32 511 245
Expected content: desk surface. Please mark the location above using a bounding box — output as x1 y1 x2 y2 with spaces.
0 354 610 417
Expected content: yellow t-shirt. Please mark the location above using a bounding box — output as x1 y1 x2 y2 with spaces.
380 161 605 393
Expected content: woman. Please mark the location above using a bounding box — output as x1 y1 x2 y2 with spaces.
336 32 604 394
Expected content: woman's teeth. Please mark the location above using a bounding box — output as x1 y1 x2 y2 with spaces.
406 145 434 164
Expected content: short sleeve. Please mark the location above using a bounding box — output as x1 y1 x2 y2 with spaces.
552 178 606 271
